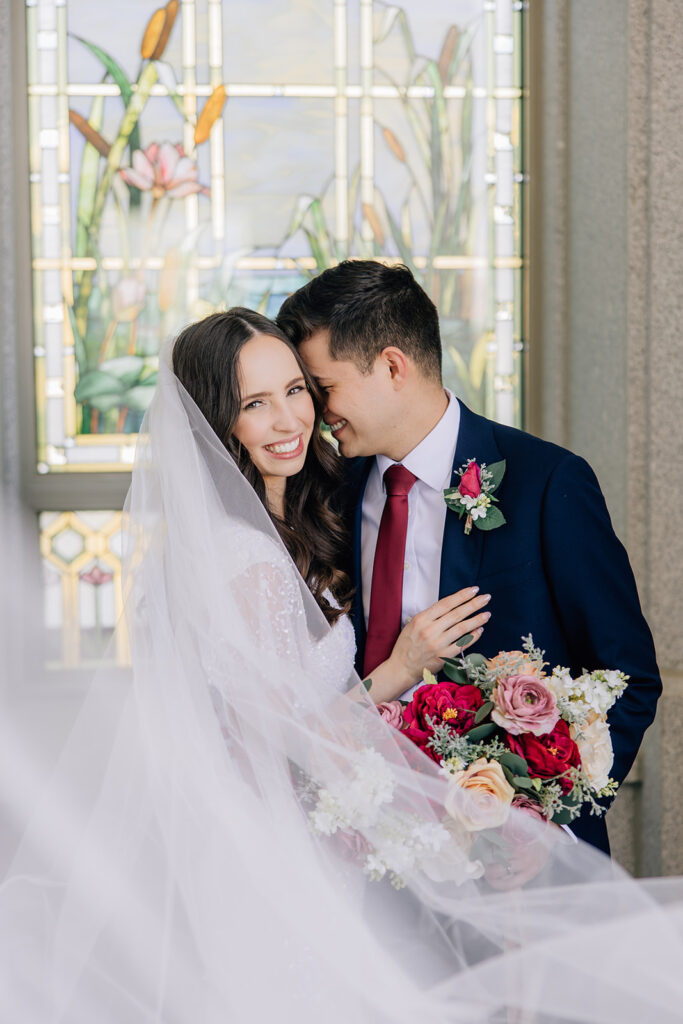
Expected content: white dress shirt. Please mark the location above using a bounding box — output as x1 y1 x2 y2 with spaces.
361 391 460 695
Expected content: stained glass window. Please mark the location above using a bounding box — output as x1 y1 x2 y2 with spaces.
40 510 127 667
27 0 527 474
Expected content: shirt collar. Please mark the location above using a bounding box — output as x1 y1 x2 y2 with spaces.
376 390 460 492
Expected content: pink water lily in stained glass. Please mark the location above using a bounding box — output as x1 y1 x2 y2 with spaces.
80 565 114 587
119 142 208 199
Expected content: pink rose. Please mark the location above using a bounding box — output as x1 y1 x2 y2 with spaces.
504 795 549 844
511 794 548 824
491 675 559 736
485 796 554 891
458 461 482 498
376 700 405 730
334 827 372 863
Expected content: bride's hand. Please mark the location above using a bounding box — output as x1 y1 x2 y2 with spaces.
366 587 491 703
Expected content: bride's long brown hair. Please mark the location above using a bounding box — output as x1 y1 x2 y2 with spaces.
172 308 353 624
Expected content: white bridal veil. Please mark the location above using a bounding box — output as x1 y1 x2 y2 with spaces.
2 358 683 1023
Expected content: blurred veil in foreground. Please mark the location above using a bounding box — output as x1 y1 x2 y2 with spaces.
1 355 683 1023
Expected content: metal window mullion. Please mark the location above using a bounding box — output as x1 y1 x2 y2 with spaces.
359 0 374 244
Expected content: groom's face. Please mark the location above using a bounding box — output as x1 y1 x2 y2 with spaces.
298 329 394 458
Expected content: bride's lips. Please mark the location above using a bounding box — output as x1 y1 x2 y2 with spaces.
262 434 305 459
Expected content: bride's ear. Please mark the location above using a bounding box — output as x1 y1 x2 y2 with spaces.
380 346 409 390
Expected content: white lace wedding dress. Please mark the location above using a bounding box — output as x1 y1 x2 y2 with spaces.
2 358 683 1024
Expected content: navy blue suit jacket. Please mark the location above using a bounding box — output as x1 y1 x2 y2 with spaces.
341 401 661 854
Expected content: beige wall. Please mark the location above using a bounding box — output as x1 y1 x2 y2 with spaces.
530 0 683 875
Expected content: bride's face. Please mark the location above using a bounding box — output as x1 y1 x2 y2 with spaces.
233 333 316 482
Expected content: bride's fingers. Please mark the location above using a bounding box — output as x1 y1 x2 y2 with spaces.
441 609 491 643
432 593 491 629
441 624 484 656
426 587 482 620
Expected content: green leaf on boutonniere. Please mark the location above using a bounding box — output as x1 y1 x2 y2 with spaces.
473 700 494 724
483 459 506 492
443 486 459 499
476 506 507 531
444 495 465 515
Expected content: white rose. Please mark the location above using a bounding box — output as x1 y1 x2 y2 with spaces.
572 717 614 792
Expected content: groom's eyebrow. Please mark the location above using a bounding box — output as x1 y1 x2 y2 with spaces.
242 376 305 402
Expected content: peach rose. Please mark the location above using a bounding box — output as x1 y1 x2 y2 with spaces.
487 650 545 678
444 758 515 832
571 716 614 792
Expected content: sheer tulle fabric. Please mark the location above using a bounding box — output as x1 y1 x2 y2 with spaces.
1 360 683 1023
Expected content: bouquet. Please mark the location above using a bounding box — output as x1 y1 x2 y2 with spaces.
308 636 628 888
378 636 628 831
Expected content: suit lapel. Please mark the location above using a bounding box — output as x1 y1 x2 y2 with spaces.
346 457 372 663
438 401 503 598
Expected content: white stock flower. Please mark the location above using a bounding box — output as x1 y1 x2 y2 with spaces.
572 717 614 792
549 666 627 722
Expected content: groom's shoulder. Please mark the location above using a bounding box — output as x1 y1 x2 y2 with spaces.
466 405 592 480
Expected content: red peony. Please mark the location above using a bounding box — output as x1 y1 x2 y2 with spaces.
402 682 484 761
507 720 581 793
458 461 482 498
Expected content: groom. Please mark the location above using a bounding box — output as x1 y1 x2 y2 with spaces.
277 260 661 854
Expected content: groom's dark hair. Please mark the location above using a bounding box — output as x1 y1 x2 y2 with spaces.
276 260 442 382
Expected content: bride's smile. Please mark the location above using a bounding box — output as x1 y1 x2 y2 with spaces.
232 331 316 495
262 433 305 457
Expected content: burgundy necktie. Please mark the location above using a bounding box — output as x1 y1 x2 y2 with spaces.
363 464 418 677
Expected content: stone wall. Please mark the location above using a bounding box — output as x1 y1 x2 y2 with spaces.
530 0 683 875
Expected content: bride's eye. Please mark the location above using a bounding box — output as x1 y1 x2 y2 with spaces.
243 399 263 410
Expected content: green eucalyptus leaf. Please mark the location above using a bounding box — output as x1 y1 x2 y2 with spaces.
473 700 494 724
531 777 543 791
498 751 529 777
512 776 535 790
464 653 487 670
475 506 506 531
463 723 497 743
551 807 578 826
442 660 468 684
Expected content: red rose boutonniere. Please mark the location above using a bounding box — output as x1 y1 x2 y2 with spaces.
443 458 507 535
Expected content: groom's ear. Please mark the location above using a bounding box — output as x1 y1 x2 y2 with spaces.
380 347 410 390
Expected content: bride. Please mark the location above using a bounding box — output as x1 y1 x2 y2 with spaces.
1 308 683 1023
